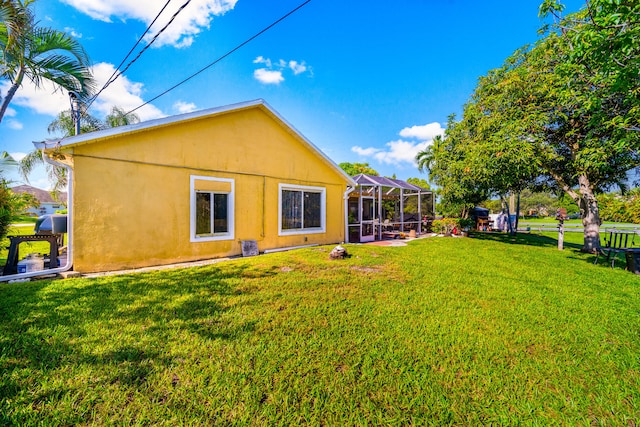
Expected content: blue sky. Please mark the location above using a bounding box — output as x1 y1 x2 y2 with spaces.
1 0 585 189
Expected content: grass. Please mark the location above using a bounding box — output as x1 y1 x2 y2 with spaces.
13 216 39 224
1 233 639 425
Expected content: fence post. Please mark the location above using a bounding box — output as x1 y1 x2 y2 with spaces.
556 208 567 250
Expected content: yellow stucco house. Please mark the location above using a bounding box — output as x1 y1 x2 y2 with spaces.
39 100 355 273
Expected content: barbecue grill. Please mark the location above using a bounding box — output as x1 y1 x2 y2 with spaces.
35 213 68 235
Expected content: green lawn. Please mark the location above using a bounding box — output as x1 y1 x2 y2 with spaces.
1 233 639 425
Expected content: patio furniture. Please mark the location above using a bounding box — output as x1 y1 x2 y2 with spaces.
594 231 638 268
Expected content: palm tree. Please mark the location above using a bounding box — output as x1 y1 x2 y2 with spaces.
47 108 102 136
104 106 140 128
0 150 18 175
19 148 68 192
0 0 94 123
20 106 140 191
415 134 443 174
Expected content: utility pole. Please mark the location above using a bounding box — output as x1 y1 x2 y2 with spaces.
69 91 81 136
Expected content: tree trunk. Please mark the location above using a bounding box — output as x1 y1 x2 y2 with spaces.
501 195 515 235
515 192 521 234
0 68 24 124
578 174 601 253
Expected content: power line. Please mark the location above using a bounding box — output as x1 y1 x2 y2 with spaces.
85 0 189 110
102 0 173 89
125 0 311 116
116 0 193 80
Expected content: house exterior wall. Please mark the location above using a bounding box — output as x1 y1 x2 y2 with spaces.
69 107 349 272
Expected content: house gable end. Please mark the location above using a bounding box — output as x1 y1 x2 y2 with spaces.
69 103 353 186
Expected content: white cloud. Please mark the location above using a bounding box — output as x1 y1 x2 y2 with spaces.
377 139 430 166
353 140 429 167
5 119 23 130
352 146 381 157
1 62 164 122
288 60 307 75
399 122 445 141
1 107 23 130
173 101 197 114
351 122 445 168
252 56 312 84
60 0 238 48
1 79 70 116
253 56 271 67
253 68 284 85
64 27 83 38
89 62 165 121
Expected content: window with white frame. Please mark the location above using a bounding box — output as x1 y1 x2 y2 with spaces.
190 176 234 242
279 184 326 235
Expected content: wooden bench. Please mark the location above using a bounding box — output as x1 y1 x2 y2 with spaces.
594 231 638 268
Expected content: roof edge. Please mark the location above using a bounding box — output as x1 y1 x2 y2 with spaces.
42 99 267 150
258 101 356 187
36 99 356 187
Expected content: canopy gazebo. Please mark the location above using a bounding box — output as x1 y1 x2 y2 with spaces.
347 174 435 243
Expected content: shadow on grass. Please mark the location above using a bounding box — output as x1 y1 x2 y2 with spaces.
0 262 271 421
469 231 634 271
471 231 583 250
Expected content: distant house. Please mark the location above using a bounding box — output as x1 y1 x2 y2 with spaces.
38 99 355 273
10 185 67 216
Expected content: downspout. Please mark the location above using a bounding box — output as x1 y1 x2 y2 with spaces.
0 141 74 282
344 186 355 243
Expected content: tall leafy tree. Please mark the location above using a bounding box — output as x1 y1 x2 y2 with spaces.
0 0 94 122
339 162 379 177
415 115 493 218
418 1 639 251
406 177 430 190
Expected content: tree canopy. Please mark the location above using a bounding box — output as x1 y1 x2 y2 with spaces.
406 177 430 191
416 0 639 251
338 162 379 177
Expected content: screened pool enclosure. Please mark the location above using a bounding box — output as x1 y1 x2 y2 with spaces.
347 174 435 243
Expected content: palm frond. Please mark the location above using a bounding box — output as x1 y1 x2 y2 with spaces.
0 151 18 175
18 148 43 181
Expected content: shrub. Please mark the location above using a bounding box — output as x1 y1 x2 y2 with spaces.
599 190 640 224
431 218 459 234
0 180 13 241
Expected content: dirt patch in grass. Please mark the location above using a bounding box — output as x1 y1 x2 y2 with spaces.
350 265 383 274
